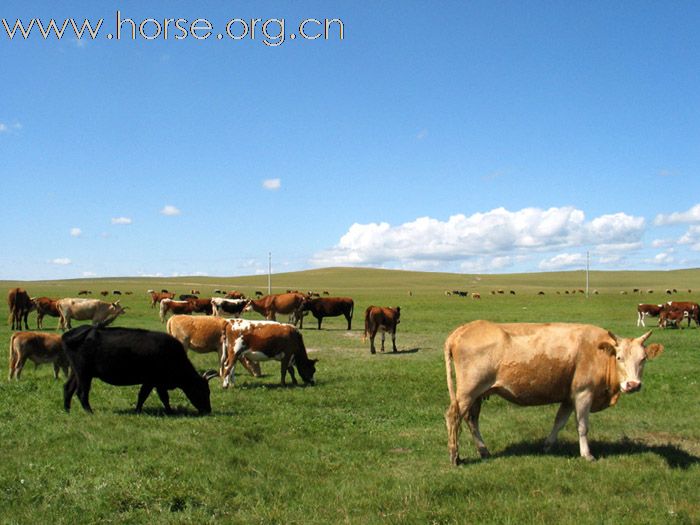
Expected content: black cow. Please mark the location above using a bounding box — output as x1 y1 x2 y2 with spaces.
61 324 216 414
179 294 198 301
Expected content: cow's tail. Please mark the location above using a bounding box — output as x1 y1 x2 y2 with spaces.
362 307 371 342
444 338 456 404
57 305 67 331
8 334 17 380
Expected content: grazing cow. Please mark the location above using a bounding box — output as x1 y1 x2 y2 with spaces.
166 315 261 378
472 293 481 300
444 321 663 464
191 289 201 295
113 290 122 295
664 301 700 328
220 319 317 388
665 289 673 295
510 290 516 295
363 306 400 354
57 298 126 330
322 291 330 296
8 288 35 331
161 289 170 293
246 293 306 325
225 290 246 299
78 290 92 296
100 291 109 297
537 291 545 295
8 332 69 380
659 308 686 329
637 303 663 327
159 299 195 323
149 290 175 308
211 298 249 318
33 297 61 329
300 297 354 330
179 294 198 301
62 323 217 414
124 291 133 295
255 290 264 297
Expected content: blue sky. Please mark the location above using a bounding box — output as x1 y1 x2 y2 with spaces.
1 1 699 280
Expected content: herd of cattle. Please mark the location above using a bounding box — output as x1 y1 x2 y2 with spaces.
6 287 401 416
5 285 680 464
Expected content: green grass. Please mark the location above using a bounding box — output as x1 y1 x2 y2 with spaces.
1 268 698 524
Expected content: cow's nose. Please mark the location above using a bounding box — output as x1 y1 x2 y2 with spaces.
624 381 641 393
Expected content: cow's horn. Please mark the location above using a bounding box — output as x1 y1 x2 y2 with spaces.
637 330 652 344
202 370 219 381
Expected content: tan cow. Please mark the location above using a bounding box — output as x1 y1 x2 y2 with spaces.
166 315 261 378
444 321 663 464
57 298 126 330
33 297 61 329
220 319 317 388
148 290 175 308
363 306 400 354
246 293 306 325
8 331 69 380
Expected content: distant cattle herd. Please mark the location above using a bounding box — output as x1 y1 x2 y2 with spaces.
5 282 688 463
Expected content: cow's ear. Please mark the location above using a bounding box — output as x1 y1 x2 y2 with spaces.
598 341 617 356
645 343 664 360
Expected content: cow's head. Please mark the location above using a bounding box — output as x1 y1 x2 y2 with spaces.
394 306 401 324
110 301 127 318
599 331 663 393
183 370 217 414
298 358 318 385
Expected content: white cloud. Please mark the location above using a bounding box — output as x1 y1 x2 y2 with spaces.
82 271 97 277
51 258 72 265
538 253 586 271
311 206 646 269
262 178 281 190
416 129 428 140
654 204 700 225
0 122 21 133
70 227 82 237
160 205 181 216
0 123 7 133
679 225 700 250
111 217 132 225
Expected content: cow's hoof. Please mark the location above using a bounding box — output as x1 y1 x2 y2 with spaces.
583 454 596 462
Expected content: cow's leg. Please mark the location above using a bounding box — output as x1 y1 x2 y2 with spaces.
13 354 27 380
63 373 79 411
380 330 386 352
317 315 323 330
466 396 489 459
155 386 173 414
345 312 352 330
280 353 295 386
76 377 94 413
287 365 298 386
637 312 643 327
8 345 17 380
369 327 378 354
136 384 154 413
445 400 463 465
391 329 398 353
544 402 574 452
574 392 595 461
221 354 238 389
52 361 61 379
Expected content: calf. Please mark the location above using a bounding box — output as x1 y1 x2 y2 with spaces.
8 332 69 380
665 301 700 327
445 321 663 464
220 319 317 388
61 324 216 414
166 315 261 377
363 306 401 354
659 308 686 329
33 297 61 329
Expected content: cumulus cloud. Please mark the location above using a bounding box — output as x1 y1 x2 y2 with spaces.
160 205 181 216
70 227 82 237
654 204 700 225
82 271 97 277
0 122 21 133
679 225 700 250
51 258 72 265
311 206 645 269
262 178 281 190
111 217 132 225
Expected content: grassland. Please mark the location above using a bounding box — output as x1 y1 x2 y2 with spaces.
0 267 698 524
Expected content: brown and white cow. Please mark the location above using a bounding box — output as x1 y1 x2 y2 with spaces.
57 298 126 330
300 297 354 330
363 306 400 354
658 308 686 329
663 301 700 328
225 290 246 299
8 331 69 380
246 293 306 326
166 315 261 378
8 288 34 331
33 297 61 329
187 298 214 315
211 298 249 318
159 298 195 323
637 303 663 327
444 321 663 464
220 319 317 388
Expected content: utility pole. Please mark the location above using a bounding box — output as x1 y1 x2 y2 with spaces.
267 252 272 295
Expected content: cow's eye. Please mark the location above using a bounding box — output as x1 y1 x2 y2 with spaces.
616 355 622 361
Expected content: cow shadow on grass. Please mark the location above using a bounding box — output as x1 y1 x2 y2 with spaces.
379 348 421 355
469 438 700 469
114 406 207 418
